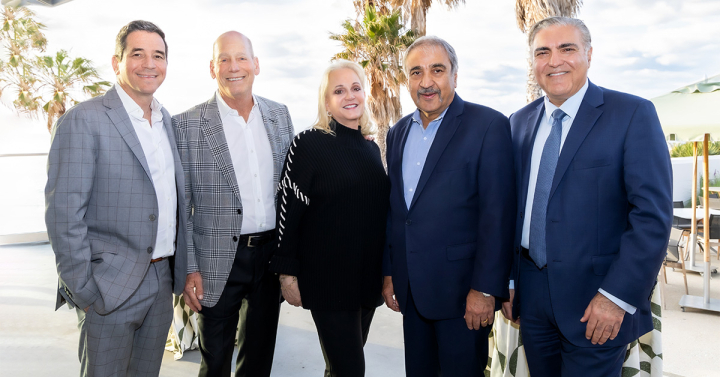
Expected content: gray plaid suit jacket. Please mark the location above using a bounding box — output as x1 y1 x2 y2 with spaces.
173 94 294 307
45 86 188 315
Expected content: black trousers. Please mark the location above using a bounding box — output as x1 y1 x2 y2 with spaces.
310 307 376 377
197 238 281 377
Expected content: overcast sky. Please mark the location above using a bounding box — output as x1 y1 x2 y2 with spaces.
1 0 719 153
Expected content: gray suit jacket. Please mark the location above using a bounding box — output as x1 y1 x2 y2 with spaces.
45 86 188 315
173 94 294 307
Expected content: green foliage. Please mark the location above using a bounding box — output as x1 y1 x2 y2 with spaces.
0 5 109 131
670 141 720 157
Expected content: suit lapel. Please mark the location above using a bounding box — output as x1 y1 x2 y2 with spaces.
103 87 153 185
163 108 185 195
391 116 413 215
519 101 545 209
256 98 283 180
408 95 464 211
200 96 243 203
549 81 604 201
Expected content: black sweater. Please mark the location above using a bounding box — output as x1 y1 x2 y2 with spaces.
269 121 390 311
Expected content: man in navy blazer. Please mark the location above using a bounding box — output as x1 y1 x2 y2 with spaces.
501 17 672 376
382 36 516 376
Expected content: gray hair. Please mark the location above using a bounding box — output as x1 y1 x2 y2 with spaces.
528 16 592 53
115 20 168 61
403 36 458 76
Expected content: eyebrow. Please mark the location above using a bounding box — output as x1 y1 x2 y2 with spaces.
334 82 361 88
534 43 580 53
430 63 446 70
129 47 165 57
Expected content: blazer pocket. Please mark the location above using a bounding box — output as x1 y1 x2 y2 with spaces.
446 242 476 261
435 162 469 173
89 239 119 255
591 254 617 276
573 158 611 170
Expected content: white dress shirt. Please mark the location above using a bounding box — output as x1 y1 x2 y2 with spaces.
115 84 177 259
216 92 275 234
517 80 635 314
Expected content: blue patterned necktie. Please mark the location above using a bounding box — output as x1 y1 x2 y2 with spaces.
529 108 567 268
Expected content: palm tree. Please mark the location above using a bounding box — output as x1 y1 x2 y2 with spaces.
331 5 416 162
34 50 110 130
515 0 583 102
356 0 465 36
0 5 46 113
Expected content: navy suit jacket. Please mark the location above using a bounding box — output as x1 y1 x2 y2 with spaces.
383 94 516 320
509 81 673 346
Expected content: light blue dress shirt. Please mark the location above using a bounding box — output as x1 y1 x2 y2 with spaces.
402 107 449 208
512 79 635 314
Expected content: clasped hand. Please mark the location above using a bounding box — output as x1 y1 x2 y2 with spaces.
280 274 302 307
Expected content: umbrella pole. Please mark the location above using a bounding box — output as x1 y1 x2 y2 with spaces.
690 142 698 268
679 133 720 312
703 134 711 304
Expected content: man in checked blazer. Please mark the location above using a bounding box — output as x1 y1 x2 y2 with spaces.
173 31 294 377
45 21 186 376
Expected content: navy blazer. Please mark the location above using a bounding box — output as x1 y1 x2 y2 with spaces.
383 94 516 320
509 81 673 346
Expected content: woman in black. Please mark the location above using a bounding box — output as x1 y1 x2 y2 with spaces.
269 60 389 377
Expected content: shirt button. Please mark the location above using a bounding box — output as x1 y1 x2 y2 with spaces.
416 162 420 166
149 214 156 221
423 137 427 140
409 188 414 192
257 199 261 203
254 174 257 177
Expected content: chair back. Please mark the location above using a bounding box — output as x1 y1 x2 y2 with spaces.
667 227 684 262
708 214 720 239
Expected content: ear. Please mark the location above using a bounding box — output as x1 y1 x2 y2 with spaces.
111 55 120 75
453 72 458 88
586 47 593 67
210 60 217 79
253 56 260 75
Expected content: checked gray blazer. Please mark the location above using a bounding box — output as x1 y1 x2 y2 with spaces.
45 86 188 315
173 94 294 307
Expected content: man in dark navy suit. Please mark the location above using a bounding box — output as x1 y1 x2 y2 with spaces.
382 36 516 376
501 17 672 376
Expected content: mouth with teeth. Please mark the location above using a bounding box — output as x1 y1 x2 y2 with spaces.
137 74 157 78
343 104 358 109
226 77 245 82
548 72 568 77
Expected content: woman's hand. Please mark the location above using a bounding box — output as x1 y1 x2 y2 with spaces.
280 274 302 307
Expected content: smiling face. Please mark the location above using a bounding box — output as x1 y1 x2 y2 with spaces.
406 45 457 126
211 32 259 101
325 67 365 129
532 24 592 106
112 30 167 103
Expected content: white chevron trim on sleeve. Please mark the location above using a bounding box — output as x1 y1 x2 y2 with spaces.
276 130 313 250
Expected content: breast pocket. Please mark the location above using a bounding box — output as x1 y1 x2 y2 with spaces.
573 159 611 170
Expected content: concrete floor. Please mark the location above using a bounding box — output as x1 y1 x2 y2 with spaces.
1 243 718 377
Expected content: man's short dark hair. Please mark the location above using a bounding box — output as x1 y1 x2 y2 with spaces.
115 20 168 61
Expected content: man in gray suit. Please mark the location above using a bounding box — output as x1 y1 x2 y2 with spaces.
45 20 186 377
173 31 294 377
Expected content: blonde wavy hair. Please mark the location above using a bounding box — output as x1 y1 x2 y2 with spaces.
312 60 375 137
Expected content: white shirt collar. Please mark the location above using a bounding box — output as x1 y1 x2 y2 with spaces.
215 91 259 118
543 78 589 122
114 83 162 122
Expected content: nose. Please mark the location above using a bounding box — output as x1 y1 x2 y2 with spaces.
142 55 156 69
229 58 240 72
419 72 433 89
548 51 562 67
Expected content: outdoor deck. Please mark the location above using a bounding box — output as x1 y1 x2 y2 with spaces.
1 242 718 377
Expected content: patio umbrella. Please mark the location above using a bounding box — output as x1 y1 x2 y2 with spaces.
1 0 75 6
651 74 720 142
652 75 720 313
